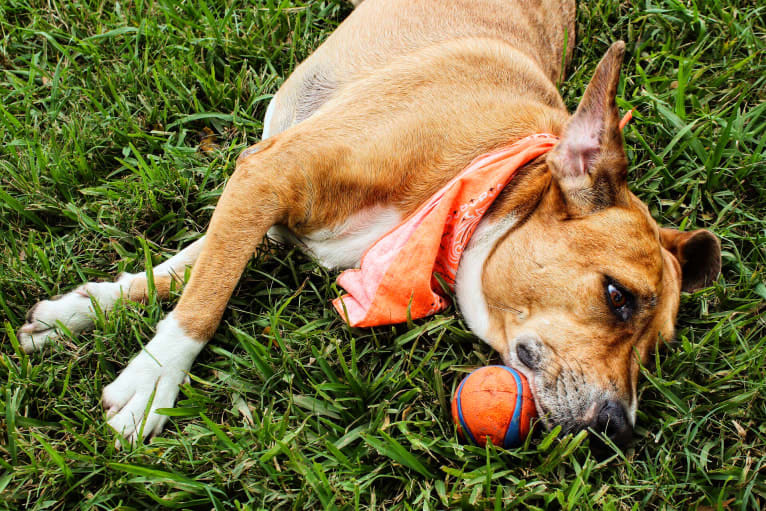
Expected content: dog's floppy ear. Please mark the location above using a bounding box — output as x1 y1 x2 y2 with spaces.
660 228 721 292
547 41 628 217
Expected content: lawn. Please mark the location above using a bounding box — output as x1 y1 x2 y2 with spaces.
0 0 764 509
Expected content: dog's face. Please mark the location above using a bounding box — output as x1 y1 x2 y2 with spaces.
480 43 721 448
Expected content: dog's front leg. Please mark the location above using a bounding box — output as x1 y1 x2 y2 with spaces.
18 236 205 353
102 140 291 444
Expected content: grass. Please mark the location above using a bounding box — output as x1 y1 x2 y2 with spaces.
0 0 764 509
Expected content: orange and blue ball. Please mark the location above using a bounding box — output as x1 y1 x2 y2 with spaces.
451 366 537 448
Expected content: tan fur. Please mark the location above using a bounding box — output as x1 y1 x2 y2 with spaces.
127 276 177 302
125 0 714 432
173 156 292 340
268 0 575 137
21 0 721 445
126 237 206 302
167 1 579 338
481 195 679 400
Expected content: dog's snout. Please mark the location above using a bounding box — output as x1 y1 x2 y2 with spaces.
515 339 541 370
590 399 633 449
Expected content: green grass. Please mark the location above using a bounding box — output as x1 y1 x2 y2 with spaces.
1 0 764 509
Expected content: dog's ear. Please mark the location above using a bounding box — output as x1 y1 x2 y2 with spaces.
660 228 721 292
547 41 628 217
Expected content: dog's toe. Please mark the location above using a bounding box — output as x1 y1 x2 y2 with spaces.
102 334 195 444
102 378 136 418
18 326 60 353
105 376 180 446
19 282 127 353
105 392 147 444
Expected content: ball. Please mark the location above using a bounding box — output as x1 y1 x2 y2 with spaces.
451 365 537 448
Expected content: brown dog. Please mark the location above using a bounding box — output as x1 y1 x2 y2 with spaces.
18 0 721 448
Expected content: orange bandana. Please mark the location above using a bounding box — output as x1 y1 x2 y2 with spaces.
332 133 559 327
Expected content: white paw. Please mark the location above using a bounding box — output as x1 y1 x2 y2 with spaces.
18 280 129 353
102 313 203 445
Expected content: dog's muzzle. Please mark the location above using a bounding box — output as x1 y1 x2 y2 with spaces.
511 337 634 452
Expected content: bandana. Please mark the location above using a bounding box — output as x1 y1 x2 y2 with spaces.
333 112 633 327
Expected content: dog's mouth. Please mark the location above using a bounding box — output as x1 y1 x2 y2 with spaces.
502 351 634 449
502 348 586 431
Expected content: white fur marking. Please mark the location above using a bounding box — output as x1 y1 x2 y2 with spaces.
262 97 277 140
18 281 125 353
152 236 204 280
627 386 637 426
454 214 518 341
102 312 203 445
295 205 402 270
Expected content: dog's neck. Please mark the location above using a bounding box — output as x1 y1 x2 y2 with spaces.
454 157 553 342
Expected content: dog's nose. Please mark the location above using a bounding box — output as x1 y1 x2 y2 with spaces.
589 399 633 449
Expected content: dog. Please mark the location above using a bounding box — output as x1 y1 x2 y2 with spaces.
18 0 721 449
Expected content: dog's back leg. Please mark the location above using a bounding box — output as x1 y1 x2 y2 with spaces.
18 237 205 353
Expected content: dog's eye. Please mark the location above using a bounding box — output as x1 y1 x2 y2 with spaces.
608 285 626 308
606 282 634 321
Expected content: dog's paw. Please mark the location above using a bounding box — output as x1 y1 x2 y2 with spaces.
102 314 203 446
18 281 127 353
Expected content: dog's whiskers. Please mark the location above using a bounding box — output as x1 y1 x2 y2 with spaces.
486 300 523 315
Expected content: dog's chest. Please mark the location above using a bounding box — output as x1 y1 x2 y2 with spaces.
267 205 402 270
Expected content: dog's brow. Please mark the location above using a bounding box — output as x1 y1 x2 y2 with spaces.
606 275 658 311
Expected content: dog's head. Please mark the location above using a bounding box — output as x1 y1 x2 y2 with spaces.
476 42 721 450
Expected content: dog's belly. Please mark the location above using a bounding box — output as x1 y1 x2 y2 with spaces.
267 205 402 270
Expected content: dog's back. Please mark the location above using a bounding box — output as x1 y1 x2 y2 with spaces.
266 0 576 137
